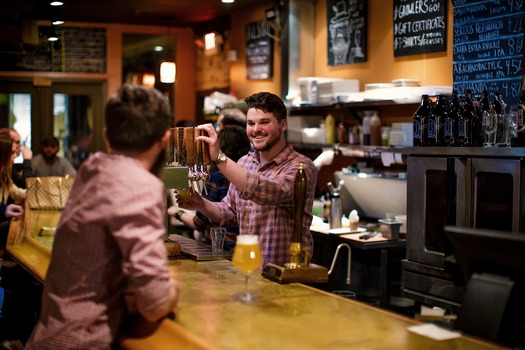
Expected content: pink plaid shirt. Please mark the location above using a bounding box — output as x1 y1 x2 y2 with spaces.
217 144 317 266
26 152 173 349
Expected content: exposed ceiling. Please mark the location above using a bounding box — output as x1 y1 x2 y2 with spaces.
8 0 272 29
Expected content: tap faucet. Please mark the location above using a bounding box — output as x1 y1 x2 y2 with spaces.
328 243 351 285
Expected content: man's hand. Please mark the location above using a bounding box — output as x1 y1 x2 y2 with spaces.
21 146 33 160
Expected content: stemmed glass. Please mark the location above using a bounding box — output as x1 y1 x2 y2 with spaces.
231 234 262 303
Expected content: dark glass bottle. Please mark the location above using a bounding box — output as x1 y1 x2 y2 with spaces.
469 90 483 147
428 95 448 146
413 94 431 147
337 115 348 144
457 92 473 146
518 90 525 140
444 91 459 146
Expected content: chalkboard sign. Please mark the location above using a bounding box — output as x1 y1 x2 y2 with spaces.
246 21 273 80
327 0 367 66
393 0 447 57
8 26 107 73
452 0 524 106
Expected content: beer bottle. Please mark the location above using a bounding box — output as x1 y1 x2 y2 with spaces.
518 90 525 141
444 91 459 146
457 92 473 146
413 94 431 147
433 94 448 146
470 90 483 147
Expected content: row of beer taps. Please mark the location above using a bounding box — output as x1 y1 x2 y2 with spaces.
168 127 210 195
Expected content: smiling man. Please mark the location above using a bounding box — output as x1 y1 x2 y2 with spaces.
178 92 318 267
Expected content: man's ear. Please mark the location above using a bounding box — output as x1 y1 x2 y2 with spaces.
281 119 287 132
159 129 171 149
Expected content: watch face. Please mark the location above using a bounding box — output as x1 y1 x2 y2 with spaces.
215 151 226 164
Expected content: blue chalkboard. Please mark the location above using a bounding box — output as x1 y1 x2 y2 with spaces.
452 0 524 106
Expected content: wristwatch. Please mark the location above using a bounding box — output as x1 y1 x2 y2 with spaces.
213 151 227 165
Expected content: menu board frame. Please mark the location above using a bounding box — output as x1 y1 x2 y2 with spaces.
327 0 367 66
452 0 524 106
245 21 274 80
393 0 448 57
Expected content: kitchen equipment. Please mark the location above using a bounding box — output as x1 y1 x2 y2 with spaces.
334 171 407 220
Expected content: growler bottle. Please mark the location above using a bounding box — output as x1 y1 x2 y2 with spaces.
413 94 431 147
444 91 459 146
457 93 473 146
427 95 448 146
470 90 483 147
518 90 525 141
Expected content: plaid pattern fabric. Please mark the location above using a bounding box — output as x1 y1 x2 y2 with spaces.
218 144 317 266
26 153 172 349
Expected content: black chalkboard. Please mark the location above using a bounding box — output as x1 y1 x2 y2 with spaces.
246 21 274 80
452 0 524 106
327 0 367 66
393 0 447 57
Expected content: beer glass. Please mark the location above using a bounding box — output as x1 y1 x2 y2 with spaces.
481 109 497 147
231 234 262 303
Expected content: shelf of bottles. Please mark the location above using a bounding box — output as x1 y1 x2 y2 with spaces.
412 89 525 149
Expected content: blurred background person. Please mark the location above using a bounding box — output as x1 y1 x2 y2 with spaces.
0 128 33 188
169 125 251 248
216 108 246 131
31 136 76 177
0 134 25 259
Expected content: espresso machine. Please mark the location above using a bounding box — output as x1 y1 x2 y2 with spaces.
262 163 329 284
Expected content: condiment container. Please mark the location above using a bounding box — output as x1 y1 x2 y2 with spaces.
378 219 401 240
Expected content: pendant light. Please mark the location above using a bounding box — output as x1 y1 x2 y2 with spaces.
160 17 176 83
160 62 176 83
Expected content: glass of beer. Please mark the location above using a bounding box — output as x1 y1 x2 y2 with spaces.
231 234 262 303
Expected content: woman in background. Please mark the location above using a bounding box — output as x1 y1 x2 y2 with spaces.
0 134 25 257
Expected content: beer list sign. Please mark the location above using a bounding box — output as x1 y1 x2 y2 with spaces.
393 0 447 57
246 21 274 80
452 0 524 106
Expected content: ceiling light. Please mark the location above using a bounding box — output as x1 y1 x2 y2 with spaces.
154 46 164 52
50 1 63 6
48 26 59 41
222 0 234 3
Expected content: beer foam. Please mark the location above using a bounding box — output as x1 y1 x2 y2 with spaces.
236 234 259 245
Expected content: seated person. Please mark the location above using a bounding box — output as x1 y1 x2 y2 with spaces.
168 125 251 248
31 136 77 177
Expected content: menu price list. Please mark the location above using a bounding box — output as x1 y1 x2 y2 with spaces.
452 0 524 106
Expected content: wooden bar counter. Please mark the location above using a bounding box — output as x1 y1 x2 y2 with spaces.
5 209 505 350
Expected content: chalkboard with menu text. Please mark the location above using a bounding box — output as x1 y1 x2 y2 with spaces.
393 0 447 57
452 0 524 106
246 21 273 80
327 0 367 66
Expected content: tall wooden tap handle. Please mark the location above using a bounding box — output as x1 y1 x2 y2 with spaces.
199 129 211 165
175 127 185 165
292 163 306 244
184 127 196 165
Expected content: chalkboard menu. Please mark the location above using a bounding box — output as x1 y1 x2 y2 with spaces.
393 0 447 57
246 21 273 80
452 0 524 106
8 26 106 73
327 0 367 66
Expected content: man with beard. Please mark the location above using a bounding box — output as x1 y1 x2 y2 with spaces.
178 92 318 267
31 136 77 177
25 85 179 349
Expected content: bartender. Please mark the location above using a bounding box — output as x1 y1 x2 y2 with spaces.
178 92 318 267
